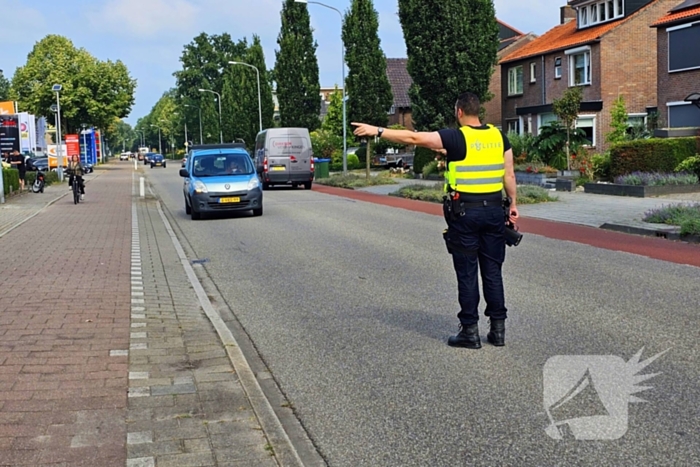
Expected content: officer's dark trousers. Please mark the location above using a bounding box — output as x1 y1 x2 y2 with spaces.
449 205 507 327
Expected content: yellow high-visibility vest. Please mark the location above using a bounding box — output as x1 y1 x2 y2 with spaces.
444 125 505 194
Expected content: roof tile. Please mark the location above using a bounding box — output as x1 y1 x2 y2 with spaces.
385 58 413 108
651 5 700 26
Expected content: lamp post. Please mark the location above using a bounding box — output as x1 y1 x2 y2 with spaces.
80 124 87 165
198 89 223 143
184 104 203 144
137 130 145 148
228 61 262 133
150 124 162 154
52 84 64 181
295 0 347 174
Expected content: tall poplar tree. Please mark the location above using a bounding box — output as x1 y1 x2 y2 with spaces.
275 0 321 130
398 0 499 131
343 0 393 176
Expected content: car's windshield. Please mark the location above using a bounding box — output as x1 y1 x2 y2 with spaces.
191 153 254 177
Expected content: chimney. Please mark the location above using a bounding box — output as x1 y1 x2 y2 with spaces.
561 5 576 24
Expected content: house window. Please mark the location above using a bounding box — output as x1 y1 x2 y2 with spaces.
538 113 558 134
567 47 591 86
519 115 532 135
387 105 396 115
576 115 596 146
506 119 520 134
578 0 624 28
667 102 700 128
508 66 523 95
530 63 536 83
626 113 647 135
668 21 700 72
554 57 562 79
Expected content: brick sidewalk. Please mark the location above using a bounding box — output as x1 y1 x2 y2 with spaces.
0 164 132 466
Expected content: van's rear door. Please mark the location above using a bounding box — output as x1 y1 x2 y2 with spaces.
267 130 308 177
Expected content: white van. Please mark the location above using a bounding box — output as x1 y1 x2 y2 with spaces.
253 128 314 190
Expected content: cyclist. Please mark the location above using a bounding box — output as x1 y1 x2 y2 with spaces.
66 154 86 200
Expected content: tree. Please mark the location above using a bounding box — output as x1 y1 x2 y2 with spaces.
606 95 628 144
322 85 344 137
11 35 135 134
343 0 394 177
552 86 583 171
275 0 321 130
0 71 10 101
398 0 499 131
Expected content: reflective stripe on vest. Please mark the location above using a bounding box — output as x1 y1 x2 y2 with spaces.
444 124 505 194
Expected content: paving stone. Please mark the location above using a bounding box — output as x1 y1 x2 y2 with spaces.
127 431 153 444
126 457 155 467
151 384 197 396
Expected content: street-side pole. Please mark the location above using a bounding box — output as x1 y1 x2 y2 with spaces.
184 122 188 151
158 127 162 154
255 67 262 133
341 44 347 175
198 107 203 144
55 92 64 182
217 97 223 144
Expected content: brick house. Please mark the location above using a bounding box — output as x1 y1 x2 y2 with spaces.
651 0 700 128
484 22 538 127
500 0 678 153
385 58 414 130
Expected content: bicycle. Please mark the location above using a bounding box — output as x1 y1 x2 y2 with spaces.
72 175 81 204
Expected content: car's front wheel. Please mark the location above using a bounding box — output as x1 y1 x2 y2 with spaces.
252 207 263 217
185 198 191 215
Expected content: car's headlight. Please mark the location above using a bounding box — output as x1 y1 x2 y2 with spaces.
247 177 260 190
193 180 208 194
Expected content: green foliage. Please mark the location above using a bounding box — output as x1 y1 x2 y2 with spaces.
0 71 10 101
513 162 558 174
343 0 393 129
24 170 59 187
422 160 441 177
373 124 408 155
390 182 557 204
275 0 321 130
398 0 499 130
135 90 182 155
614 172 698 186
606 95 628 144
11 35 136 133
516 185 558 204
533 122 587 169
314 172 398 188
591 152 612 180
310 129 342 159
644 203 700 236
675 155 700 178
2 169 19 195
355 146 367 165
552 86 583 170
609 137 698 177
322 85 345 137
413 146 437 174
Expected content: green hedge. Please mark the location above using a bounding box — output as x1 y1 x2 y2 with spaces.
609 137 698 177
24 170 60 186
413 146 435 175
2 169 20 195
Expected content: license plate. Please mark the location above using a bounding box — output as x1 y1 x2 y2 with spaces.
219 197 240 203
271 166 286 171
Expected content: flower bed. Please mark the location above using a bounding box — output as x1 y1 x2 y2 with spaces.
644 203 700 238
584 171 700 197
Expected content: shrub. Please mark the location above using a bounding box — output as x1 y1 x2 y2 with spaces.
390 183 445 203
591 152 612 181
675 155 700 178
614 171 699 186
422 160 440 177
644 203 700 236
609 137 697 177
24 170 60 187
329 152 362 171
413 146 436 175
517 185 558 204
513 162 558 174
314 172 398 189
2 168 20 195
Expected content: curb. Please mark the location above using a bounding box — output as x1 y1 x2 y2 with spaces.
599 222 700 244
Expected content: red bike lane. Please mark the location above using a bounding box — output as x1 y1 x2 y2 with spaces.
313 184 700 268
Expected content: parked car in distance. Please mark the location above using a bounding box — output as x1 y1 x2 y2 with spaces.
182 156 187 168
150 154 166 168
253 128 314 190
120 153 130 161
180 143 263 220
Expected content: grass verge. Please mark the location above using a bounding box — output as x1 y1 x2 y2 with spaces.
389 183 558 205
314 172 399 189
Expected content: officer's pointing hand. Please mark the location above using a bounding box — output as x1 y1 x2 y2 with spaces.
351 122 378 137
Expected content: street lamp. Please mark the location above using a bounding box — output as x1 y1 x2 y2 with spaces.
136 130 145 148
685 92 700 110
295 0 347 174
228 61 262 133
52 84 64 181
150 124 162 154
198 88 223 143
184 104 203 144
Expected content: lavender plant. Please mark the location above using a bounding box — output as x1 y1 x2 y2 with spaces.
643 203 700 236
615 171 699 186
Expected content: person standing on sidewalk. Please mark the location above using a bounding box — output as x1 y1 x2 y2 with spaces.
9 150 27 192
66 154 86 200
352 92 518 349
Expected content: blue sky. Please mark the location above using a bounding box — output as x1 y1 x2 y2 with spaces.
2 0 559 126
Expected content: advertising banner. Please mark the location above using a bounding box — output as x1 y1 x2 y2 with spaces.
0 115 20 154
66 134 80 157
0 101 16 115
18 112 33 153
47 144 68 168
80 129 98 165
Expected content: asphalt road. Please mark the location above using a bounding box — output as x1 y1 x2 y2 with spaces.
146 164 699 467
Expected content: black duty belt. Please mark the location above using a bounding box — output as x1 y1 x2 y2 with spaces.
459 199 502 208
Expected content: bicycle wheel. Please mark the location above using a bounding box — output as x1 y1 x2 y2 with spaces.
73 182 80 204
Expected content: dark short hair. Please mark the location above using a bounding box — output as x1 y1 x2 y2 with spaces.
455 92 480 117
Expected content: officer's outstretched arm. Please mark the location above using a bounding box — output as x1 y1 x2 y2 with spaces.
351 123 443 150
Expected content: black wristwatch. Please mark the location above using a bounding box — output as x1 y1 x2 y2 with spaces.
377 127 384 138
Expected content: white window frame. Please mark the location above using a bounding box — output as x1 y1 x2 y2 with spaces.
518 115 533 135
508 66 524 96
387 105 396 115
627 112 647 127
575 114 597 147
530 62 536 83
577 0 624 29
506 119 520 134
554 57 562 79
538 113 558 134
566 46 592 86
667 21 700 73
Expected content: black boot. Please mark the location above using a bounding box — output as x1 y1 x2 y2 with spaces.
487 319 505 346
448 324 481 349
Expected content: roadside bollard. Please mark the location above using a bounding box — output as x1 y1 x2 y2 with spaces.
139 177 145 198
134 158 137 170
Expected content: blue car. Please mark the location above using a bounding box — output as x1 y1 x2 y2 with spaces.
150 154 166 168
180 144 263 220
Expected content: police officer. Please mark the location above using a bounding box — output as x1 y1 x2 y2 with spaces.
352 92 518 349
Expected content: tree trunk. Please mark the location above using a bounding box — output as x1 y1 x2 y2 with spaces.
366 138 372 180
566 126 571 171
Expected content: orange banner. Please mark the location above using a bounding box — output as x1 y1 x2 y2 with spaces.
0 101 16 115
